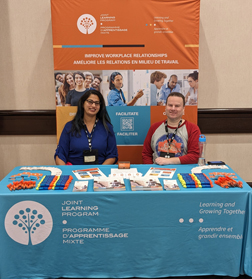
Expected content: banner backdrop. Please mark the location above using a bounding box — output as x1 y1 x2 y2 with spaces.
51 0 200 163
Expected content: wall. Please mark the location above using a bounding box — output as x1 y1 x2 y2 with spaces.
0 0 251 181
198 0 252 181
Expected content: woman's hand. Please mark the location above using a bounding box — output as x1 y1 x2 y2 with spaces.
189 98 197 105
136 89 144 99
102 158 116 165
127 90 144 106
185 91 190 103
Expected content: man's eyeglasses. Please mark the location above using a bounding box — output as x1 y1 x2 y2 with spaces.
86 99 101 106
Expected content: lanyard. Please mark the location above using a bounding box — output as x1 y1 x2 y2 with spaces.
119 90 126 103
83 119 98 151
164 119 182 157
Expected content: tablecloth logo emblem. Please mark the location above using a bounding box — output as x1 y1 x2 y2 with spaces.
5 201 53 245
77 14 97 34
120 117 134 131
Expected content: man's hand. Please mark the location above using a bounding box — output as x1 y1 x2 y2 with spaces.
155 157 170 165
155 156 181 165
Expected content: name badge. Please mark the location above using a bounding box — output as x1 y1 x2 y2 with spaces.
83 149 98 165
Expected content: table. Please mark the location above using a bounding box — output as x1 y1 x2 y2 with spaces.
0 164 250 279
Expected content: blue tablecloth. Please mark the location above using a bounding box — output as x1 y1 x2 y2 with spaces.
242 191 252 276
0 164 250 279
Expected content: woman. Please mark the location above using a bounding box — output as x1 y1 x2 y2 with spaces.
65 71 89 106
107 72 144 106
55 89 118 165
185 71 198 105
83 72 94 89
58 73 75 106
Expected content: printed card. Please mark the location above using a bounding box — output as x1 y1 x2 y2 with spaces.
73 181 89 192
163 179 180 190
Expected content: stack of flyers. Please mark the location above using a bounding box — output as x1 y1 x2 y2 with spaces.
93 178 125 191
130 177 163 191
73 181 89 192
72 168 106 180
163 180 180 190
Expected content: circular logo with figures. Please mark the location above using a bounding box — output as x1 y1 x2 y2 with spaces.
77 14 97 34
5 201 53 245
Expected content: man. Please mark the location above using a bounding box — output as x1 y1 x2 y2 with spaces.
150 71 167 106
54 72 64 84
91 76 102 90
158 75 180 105
54 72 65 106
142 92 200 165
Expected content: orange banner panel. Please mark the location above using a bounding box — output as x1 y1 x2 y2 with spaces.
51 0 199 70
56 106 77 143
117 146 143 164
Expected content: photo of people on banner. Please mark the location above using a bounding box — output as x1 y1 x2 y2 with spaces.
55 69 198 107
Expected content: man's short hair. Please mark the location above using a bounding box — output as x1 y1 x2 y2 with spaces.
167 92 185 106
54 72 63 80
169 74 178 80
150 71 167 83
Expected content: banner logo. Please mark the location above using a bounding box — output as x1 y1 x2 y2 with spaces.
77 14 97 34
5 201 53 245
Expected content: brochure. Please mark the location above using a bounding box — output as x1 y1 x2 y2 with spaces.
93 178 125 191
130 177 163 191
144 167 176 179
73 168 106 180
